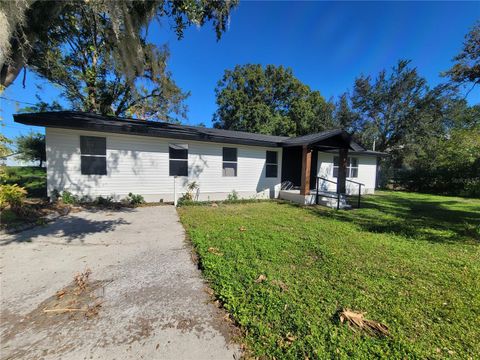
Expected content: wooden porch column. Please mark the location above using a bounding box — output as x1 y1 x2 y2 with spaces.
337 148 348 194
300 145 312 195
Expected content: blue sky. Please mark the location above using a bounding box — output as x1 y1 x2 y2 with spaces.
1 1 479 141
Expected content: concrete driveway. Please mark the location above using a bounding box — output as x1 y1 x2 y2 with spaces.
0 206 239 360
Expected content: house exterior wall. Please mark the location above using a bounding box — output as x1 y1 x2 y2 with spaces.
45 128 283 202
316 151 377 194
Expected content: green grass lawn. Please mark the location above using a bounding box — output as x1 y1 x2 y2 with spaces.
178 192 480 359
1 166 47 198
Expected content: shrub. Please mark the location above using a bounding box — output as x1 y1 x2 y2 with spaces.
61 191 80 205
0 184 27 213
94 196 114 206
180 182 199 202
124 193 145 206
226 190 239 202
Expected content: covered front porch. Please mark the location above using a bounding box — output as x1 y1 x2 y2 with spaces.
278 129 364 209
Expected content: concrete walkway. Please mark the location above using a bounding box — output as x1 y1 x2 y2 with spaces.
0 206 239 360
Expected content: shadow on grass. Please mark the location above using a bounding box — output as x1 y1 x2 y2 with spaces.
291 193 480 245
0 210 131 246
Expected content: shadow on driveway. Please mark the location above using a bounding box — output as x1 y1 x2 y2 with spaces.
0 211 130 246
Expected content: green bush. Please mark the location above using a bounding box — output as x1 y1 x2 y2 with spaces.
123 192 145 206
226 190 239 202
0 184 27 213
180 182 199 202
61 191 80 205
94 195 114 206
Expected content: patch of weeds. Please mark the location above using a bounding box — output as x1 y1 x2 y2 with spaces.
123 193 145 207
61 190 80 205
179 182 199 202
226 190 239 201
93 195 114 207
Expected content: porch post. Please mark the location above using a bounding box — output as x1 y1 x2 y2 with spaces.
300 145 312 195
337 148 348 194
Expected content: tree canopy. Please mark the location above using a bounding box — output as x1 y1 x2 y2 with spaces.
213 64 334 136
28 3 188 120
15 132 46 167
347 60 453 156
0 0 238 89
444 21 480 94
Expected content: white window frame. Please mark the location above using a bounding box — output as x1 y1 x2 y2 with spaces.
333 156 359 178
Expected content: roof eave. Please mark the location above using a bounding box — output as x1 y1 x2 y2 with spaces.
13 113 282 148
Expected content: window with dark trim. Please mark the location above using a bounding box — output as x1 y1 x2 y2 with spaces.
265 151 278 178
333 156 359 178
169 144 188 176
80 136 107 175
222 147 237 177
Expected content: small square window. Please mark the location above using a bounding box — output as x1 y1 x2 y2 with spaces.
222 147 237 162
81 156 107 175
169 160 188 176
222 162 237 176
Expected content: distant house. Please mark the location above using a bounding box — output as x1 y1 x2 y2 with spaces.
14 111 384 207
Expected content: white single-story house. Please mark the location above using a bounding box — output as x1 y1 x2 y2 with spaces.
14 111 385 207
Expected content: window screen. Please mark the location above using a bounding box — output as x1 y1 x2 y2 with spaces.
80 136 107 175
266 151 278 178
222 147 237 176
169 144 188 176
333 156 358 178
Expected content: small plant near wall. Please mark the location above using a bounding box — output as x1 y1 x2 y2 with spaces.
93 196 114 207
61 191 80 205
226 190 239 202
123 193 145 207
180 182 199 202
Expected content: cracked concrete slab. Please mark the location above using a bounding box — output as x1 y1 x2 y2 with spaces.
0 206 239 360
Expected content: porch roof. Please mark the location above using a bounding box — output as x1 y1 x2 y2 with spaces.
283 129 366 151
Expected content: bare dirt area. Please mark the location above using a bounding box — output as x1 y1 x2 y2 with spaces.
0 206 239 360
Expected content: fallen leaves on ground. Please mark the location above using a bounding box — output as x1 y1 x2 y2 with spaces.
43 268 104 319
207 247 223 256
255 274 267 283
338 308 389 337
271 280 288 292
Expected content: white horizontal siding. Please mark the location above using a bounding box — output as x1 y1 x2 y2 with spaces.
45 128 282 202
316 151 377 194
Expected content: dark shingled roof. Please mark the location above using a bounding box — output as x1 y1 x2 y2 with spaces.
14 111 371 153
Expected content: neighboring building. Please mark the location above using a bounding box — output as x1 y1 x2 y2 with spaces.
14 111 384 207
